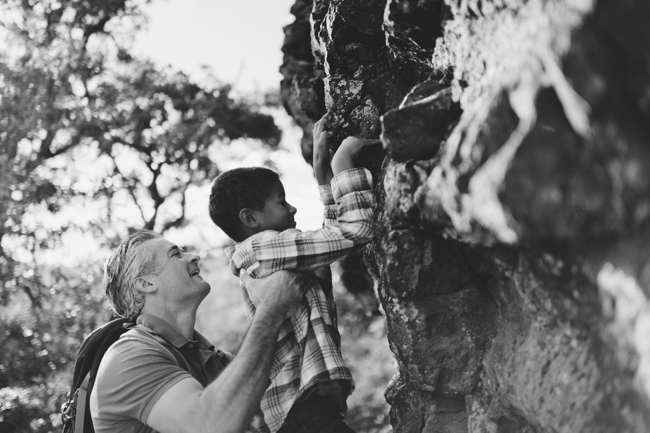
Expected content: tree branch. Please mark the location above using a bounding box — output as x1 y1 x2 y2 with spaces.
83 16 111 42
19 282 42 310
144 167 164 230
160 185 189 233
108 153 147 226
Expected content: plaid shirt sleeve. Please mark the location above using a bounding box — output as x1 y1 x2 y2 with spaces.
318 184 337 227
228 168 374 278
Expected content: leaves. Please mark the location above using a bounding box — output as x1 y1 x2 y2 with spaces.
0 2 283 430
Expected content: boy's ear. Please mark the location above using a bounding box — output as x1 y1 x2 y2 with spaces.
239 208 260 228
134 276 157 294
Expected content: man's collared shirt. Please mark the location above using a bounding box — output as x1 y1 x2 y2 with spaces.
225 168 375 433
90 314 230 433
135 314 230 386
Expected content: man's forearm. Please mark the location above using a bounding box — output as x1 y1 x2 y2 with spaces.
142 270 306 433
193 305 283 433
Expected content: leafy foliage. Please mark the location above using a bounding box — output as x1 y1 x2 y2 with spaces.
0 385 62 433
0 1 281 431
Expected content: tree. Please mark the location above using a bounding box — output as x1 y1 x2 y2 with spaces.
0 1 281 430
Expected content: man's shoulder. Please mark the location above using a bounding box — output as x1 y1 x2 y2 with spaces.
91 326 190 433
114 326 160 346
100 326 176 369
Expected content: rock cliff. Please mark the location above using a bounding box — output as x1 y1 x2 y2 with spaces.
281 0 650 431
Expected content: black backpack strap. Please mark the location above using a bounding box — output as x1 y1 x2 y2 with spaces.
75 374 90 432
62 318 134 433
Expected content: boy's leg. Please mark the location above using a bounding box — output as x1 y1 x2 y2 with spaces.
278 394 356 433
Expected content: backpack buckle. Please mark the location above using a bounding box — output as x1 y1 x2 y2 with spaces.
60 390 77 425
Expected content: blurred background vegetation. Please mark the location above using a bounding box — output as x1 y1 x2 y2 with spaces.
0 1 394 432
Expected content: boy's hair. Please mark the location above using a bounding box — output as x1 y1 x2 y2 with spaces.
209 167 280 241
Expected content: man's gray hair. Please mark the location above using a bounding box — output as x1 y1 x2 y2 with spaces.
103 230 164 321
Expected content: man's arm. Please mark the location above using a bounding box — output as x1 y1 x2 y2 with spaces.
146 270 310 433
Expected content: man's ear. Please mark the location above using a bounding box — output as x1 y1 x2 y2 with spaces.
239 208 260 228
134 276 157 293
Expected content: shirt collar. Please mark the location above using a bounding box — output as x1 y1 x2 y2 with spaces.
224 243 237 260
136 314 214 350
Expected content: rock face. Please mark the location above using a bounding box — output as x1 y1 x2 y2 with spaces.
281 0 650 432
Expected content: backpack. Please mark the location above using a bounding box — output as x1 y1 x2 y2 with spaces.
60 318 190 433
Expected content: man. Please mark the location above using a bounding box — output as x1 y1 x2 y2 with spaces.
90 229 310 433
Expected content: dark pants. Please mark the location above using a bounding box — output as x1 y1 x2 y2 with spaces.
277 395 356 433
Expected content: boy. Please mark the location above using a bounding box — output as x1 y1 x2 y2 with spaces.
208 117 377 433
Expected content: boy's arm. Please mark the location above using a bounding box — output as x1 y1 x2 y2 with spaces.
332 136 381 176
313 114 333 186
313 114 338 226
230 169 375 278
321 136 380 228
319 184 338 227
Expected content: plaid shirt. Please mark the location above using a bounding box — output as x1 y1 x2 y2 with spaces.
224 168 375 433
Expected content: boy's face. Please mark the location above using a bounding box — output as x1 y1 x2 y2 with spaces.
254 179 297 232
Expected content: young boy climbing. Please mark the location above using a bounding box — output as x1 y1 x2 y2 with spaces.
208 116 377 433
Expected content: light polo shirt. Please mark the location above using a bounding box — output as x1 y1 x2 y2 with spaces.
90 314 230 433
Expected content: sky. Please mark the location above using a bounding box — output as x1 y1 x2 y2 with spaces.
133 0 297 93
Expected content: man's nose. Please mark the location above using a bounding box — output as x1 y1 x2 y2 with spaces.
185 252 200 263
290 205 297 215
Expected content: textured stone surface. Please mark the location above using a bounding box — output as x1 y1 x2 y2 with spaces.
502 87 650 241
309 0 444 146
382 87 461 162
419 0 650 245
280 0 326 162
281 0 650 431
383 229 472 298
383 282 497 394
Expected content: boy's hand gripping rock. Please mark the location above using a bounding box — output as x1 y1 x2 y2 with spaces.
312 114 333 186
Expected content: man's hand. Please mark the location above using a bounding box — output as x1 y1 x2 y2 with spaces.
331 136 381 176
240 270 310 319
312 114 334 186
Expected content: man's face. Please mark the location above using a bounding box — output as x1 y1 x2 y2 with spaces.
141 238 210 303
254 179 297 232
